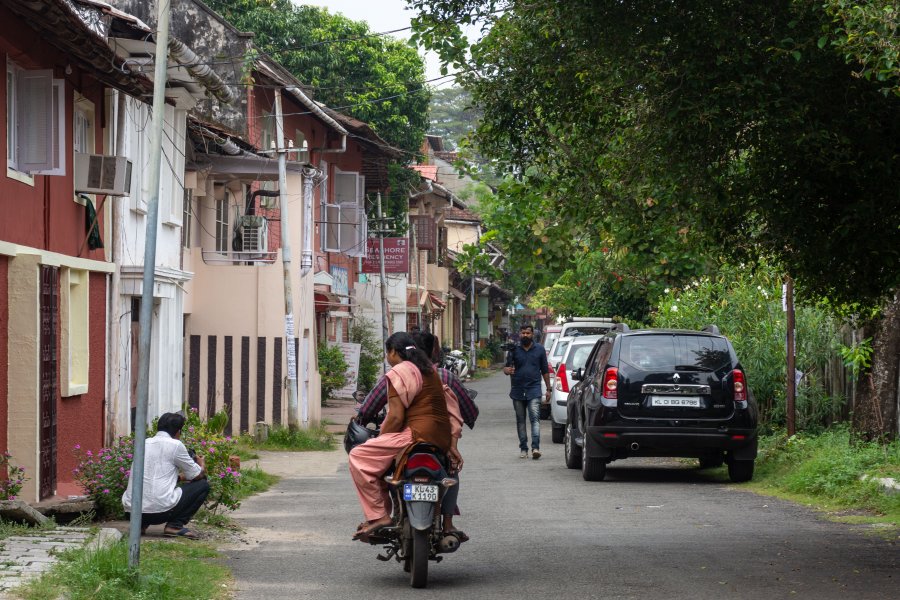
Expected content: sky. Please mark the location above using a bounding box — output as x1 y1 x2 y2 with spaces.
304 0 463 86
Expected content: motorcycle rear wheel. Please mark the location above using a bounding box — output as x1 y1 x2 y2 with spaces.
409 528 429 588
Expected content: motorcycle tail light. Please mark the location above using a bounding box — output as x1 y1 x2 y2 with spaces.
558 364 569 393
602 367 618 400
407 454 441 472
732 369 747 403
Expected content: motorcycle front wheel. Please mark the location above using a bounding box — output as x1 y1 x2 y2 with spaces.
409 528 429 588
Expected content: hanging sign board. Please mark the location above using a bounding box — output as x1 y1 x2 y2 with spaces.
362 237 409 273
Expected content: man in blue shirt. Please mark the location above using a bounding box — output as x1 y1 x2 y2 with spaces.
503 324 551 459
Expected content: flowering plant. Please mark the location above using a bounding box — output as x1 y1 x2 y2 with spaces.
0 452 27 501
72 436 133 518
73 408 242 518
178 408 242 513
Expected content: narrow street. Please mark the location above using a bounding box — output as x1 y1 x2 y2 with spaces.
223 372 898 599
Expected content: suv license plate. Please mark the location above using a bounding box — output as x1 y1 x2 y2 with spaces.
650 395 701 408
403 484 438 502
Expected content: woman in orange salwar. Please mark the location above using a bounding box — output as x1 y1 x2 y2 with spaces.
348 332 453 539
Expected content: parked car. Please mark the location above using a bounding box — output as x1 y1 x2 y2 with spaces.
542 325 563 359
564 325 758 483
559 317 616 340
550 335 602 443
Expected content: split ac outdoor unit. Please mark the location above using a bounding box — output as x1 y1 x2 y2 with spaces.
239 215 268 253
74 153 133 196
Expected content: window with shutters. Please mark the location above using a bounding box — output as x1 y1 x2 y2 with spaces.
215 194 229 253
72 94 94 207
321 168 367 257
6 61 65 180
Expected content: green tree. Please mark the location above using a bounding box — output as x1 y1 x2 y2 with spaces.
205 0 430 154
317 343 348 404
408 0 900 305
428 86 479 149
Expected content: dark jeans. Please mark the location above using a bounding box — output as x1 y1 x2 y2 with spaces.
130 479 210 530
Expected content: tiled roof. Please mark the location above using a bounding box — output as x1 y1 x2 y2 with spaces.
444 207 480 222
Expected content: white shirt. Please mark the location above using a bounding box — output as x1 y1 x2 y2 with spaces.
121 431 202 513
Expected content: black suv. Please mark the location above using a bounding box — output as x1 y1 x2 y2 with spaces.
564 325 758 482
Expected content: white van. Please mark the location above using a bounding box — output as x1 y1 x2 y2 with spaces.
559 317 617 339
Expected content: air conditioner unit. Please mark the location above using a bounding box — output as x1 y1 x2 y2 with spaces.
74 153 133 196
239 215 268 253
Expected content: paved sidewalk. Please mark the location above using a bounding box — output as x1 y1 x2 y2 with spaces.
0 527 121 599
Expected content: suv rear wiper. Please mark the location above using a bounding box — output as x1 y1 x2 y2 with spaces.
673 364 714 372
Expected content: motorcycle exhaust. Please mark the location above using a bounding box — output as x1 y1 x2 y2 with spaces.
438 534 461 554
630 442 640 451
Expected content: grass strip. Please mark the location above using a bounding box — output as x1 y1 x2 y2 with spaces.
745 426 900 529
17 537 230 600
236 423 335 452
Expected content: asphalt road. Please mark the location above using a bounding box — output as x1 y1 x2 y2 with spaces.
223 371 898 599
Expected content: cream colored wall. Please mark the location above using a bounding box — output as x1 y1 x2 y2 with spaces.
7 254 40 503
182 170 321 424
446 221 479 253
426 265 449 293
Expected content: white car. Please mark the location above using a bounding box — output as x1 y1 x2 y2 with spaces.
550 335 602 443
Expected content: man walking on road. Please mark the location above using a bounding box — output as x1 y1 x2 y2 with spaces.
503 324 551 459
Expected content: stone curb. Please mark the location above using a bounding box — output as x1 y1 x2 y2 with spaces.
860 474 900 496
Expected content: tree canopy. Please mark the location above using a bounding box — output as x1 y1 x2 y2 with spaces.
408 0 900 308
205 0 430 155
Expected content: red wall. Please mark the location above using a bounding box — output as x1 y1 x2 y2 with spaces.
0 256 8 455
0 9 107 260
55 272 107 489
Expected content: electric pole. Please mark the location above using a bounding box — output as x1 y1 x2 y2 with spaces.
371 193 394 375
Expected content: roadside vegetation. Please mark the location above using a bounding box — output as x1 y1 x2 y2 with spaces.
237 424 335 452
751 428 900 524
16 538 230 600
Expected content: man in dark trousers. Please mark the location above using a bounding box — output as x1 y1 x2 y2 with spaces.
503 324 551 459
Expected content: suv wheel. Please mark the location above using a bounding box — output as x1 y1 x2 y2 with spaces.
581 444 607 482
728 459 754 482
699 452 724 469
564 422 581 469
551 422 564 444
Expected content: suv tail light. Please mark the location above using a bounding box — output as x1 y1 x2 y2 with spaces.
732 369 747 403
557 364 569 393
602 367 618 400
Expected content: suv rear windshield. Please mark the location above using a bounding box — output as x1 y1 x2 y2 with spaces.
620 335 731 371
551 340 570 360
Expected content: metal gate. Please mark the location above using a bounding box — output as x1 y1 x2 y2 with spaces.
39 266 58 499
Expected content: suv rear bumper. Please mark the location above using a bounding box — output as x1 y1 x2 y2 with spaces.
584 425 757 461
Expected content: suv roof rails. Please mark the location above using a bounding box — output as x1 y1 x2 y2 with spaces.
569 317 615 322
612 323 630 333
702 324 720 335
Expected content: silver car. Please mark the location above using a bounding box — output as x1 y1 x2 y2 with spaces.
550 336 601 443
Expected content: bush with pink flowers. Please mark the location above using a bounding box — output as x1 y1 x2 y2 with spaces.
73 409 243 519
72 436 134 518
1 452 28 501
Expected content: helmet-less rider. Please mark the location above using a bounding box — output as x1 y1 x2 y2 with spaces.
348 332 452 539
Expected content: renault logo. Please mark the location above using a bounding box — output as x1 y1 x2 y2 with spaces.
672 373 680 383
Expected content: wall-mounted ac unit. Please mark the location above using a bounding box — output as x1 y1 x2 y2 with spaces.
239 215 268 253
74 153 133 196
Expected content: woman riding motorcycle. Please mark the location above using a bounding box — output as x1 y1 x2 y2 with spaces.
348 332 453 540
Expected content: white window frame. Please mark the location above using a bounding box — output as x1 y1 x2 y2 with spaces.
61 268 89 397
72 93 95 207
215 193 230 253
182 188 192 248
6 60 66 181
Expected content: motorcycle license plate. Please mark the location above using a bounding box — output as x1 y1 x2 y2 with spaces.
403 483 438 502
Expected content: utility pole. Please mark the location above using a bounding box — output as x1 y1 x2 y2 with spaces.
129 0 170 569
784 276 796 436
274 92 301 430
470 273 477 375
375 193 391 375
412 217 422 329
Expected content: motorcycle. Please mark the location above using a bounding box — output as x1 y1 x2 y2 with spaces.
441 347 470 380
349 388 477 588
